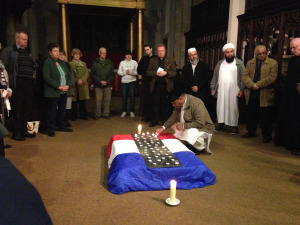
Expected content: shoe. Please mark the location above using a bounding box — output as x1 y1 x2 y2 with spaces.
23 132 36 138
103 116 110 120
149 121 158 127
58 128 73 132
262 137 272 143
12 134 25 141
48 131 55 137
94 116 100 120
130 112 135 118
230 127 239 134
4 144 12 149
215 123 225 131
241 133 256 138
121 112 126 118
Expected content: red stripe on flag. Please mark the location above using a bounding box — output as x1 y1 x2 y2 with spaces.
107 134 133 157
158 133 177 140
107 133 177 157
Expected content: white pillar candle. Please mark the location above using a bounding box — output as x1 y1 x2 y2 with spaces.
138 124 142 134
170 180 177 204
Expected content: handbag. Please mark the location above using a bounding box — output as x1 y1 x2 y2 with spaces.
27 121 40 134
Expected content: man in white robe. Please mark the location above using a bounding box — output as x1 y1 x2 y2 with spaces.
210 43 245 134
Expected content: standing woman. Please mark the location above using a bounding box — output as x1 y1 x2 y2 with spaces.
69 48 90 120
43 43 73 137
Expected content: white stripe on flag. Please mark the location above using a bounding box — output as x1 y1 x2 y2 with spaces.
108 138 192 168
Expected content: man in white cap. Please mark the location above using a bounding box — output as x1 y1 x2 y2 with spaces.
210 43 245 134
181 47 210 106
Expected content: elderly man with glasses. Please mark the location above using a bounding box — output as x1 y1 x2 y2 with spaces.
241 45 278 143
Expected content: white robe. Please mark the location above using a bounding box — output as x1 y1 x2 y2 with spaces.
216 59 239 127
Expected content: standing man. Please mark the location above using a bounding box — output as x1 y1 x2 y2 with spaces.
118 51 138 118
147 44 176 127
182 47 210 105
275 38 300 154
91 47 114 120
242 45 278 143
1 31 36 141
137 44 157 122
210 43 245 134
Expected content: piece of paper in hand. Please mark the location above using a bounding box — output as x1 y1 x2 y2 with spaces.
157 67 164 72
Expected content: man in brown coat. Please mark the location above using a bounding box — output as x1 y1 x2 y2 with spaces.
147 44 176 127
241 45 278 143
156 91 214 154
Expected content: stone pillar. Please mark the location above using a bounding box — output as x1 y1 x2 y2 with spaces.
174 0 191 68
227 0 246 48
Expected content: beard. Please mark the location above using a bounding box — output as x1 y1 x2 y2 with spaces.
225 55 235 63
189 58 199 65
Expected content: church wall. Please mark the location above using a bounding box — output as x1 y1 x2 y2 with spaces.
3 0 60 60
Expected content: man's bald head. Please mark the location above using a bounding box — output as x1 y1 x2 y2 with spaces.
290 38 300 56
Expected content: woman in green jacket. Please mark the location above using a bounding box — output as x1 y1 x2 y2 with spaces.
69 49 90 120
43 43 73 137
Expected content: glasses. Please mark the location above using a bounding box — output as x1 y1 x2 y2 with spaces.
256 52 266 56
290 44 300 50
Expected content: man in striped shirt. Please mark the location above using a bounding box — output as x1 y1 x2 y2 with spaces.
1 31 36 141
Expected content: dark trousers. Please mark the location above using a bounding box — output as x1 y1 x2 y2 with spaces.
45 94 67 132
10 79 33 136
246 97 273 139
152 83 169 123
71 99 87 119
0 137 4 157
140 82 153 120
121 81 136 112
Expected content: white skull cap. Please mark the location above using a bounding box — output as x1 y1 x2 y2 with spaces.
222 43 235 52
188 47 197 53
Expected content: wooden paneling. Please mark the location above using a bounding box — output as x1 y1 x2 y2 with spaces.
237 0 300 76
185 0 229 71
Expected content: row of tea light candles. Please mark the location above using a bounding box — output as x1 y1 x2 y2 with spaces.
138 125 179 205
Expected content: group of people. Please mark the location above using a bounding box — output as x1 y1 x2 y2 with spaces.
0 30 299 157
153 40 300 156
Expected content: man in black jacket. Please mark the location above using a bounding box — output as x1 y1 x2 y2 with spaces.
1 31 36 141
181 47 210 106
137 44 157 122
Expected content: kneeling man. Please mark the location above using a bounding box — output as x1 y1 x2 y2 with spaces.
156 91 215 153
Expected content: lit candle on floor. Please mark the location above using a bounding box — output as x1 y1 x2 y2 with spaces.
170 180 177 204
138 124 142 134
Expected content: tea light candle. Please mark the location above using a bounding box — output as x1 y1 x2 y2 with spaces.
138 124 142 134
170 180 177 204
